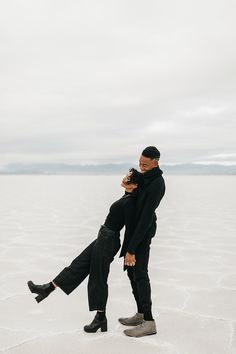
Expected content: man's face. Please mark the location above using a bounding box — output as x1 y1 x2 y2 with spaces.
139 155 158 173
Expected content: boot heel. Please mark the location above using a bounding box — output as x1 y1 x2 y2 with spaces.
101 322 107 332
35 293 46 303
84 315 108 333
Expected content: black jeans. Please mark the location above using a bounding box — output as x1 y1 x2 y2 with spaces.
53 225 120 311
126 222 156 316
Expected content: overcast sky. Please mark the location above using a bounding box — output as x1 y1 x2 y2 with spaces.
1 0 236 168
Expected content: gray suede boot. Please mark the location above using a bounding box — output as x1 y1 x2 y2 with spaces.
118 312 144 326
123 320 157 337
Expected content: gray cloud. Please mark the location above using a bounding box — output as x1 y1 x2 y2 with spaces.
1 0 236 168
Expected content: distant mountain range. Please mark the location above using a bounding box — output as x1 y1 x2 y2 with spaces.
0 163 236 175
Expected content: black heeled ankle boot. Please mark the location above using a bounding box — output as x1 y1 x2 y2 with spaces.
84 313 107 333
27 280 55 303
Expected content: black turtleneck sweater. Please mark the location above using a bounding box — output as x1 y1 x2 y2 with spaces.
120 166 165 256
103 193 136 240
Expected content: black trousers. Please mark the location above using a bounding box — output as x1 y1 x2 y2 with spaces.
126 222 156 315
53 225 120 311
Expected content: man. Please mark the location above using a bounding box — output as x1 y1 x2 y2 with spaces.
119 146 165 337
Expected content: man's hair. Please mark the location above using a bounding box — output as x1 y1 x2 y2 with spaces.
128 168 144 186
142 146 160 160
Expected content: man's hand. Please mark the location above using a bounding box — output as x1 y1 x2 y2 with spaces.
124 252 136 266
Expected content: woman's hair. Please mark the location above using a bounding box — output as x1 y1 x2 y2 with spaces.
127 168 144 186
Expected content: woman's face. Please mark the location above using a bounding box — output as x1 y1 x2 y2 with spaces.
121 171 138 191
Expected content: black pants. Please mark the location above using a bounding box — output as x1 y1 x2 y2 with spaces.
126 222 156 315
53 225 120 311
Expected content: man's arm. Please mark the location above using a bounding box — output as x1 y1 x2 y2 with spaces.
127 181 165 254
123 197 137 266
124 252 136 266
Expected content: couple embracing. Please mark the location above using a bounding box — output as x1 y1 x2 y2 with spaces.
27 146 165 338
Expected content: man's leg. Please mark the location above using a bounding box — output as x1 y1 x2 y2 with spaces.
123 238 157 337
122 234 158 336
118 268 144 326
130 237 153 321
124 222 156 321
127 266 143 314
119 236 151 326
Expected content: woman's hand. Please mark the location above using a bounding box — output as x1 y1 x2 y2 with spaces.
124 252 136 266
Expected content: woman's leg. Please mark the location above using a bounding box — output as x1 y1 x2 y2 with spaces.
87 228 120 311
53 239 96 295
84 230 120 332
27 239 97 302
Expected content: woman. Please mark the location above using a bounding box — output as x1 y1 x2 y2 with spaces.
27 168 143 333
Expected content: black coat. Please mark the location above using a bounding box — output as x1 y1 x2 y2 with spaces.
120 166 165 256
